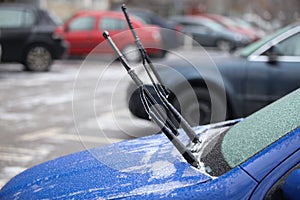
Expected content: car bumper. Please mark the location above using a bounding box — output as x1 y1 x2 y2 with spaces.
52 39 68 59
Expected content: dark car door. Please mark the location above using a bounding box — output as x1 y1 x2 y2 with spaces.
243 58 273 116
243 30 300 116
0 8 36 62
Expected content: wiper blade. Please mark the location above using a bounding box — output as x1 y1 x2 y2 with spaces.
121 4 200 144
103 31 198 167
102 4 200 168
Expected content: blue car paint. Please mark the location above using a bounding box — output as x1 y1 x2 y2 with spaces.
282 168 300 200
139 167 257 199
0 126 212 199
251 150 300 199
1 121 299 199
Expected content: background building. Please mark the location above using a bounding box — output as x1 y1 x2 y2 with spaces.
1 0 299 28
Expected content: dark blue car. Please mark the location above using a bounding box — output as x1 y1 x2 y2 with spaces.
170 15 251 51
128 22 300 125
1 87 299 199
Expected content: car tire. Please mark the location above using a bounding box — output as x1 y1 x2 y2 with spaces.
122 45 141 63
24 45 52 72
216 40 232 52
171 87 226 126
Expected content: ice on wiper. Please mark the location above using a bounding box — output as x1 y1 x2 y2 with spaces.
121 4 200 144
103 4 203 168
188 119 242 152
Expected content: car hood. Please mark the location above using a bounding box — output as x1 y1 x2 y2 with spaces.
1 130 211 199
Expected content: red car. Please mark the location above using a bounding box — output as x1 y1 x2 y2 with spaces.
200 14 260 42
55 11 163 62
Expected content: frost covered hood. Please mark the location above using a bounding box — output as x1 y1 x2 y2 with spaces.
0 131 211 199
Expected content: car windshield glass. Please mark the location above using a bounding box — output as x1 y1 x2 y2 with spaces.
203 19 225 31
200 88 300 177
239 25 292 57
222 88 300 167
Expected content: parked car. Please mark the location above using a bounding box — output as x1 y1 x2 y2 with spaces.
170 15 251 51
1 87 299 199
231 17 266 40
128 22 300 125
56 10 163 62
200 13 260 42
0 4 67 71
126 7 183 52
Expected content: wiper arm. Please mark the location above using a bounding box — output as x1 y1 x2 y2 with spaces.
121 4 200 144
121 4 168 98
102 4 202 168
103 31 198 168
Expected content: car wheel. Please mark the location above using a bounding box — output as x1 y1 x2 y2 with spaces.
122 45 141 63
171 87 226 126
216 40 232 52
24 45 52 72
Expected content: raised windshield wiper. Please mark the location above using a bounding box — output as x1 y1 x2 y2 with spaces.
121 5 200 144
103 4 200 168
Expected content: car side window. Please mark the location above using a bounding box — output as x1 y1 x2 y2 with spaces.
180 22 209 32
276 32 300 56
0 9 22 28
180 22 199 28
23 11 35 27
264 163 300 200
100 18 126 30
263 32 300 57
0 9 34 28
69 16 95 31
179 22 194 27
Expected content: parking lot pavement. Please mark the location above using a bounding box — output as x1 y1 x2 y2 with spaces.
0 59 160 187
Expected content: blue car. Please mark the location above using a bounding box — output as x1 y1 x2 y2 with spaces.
1 87 299 199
